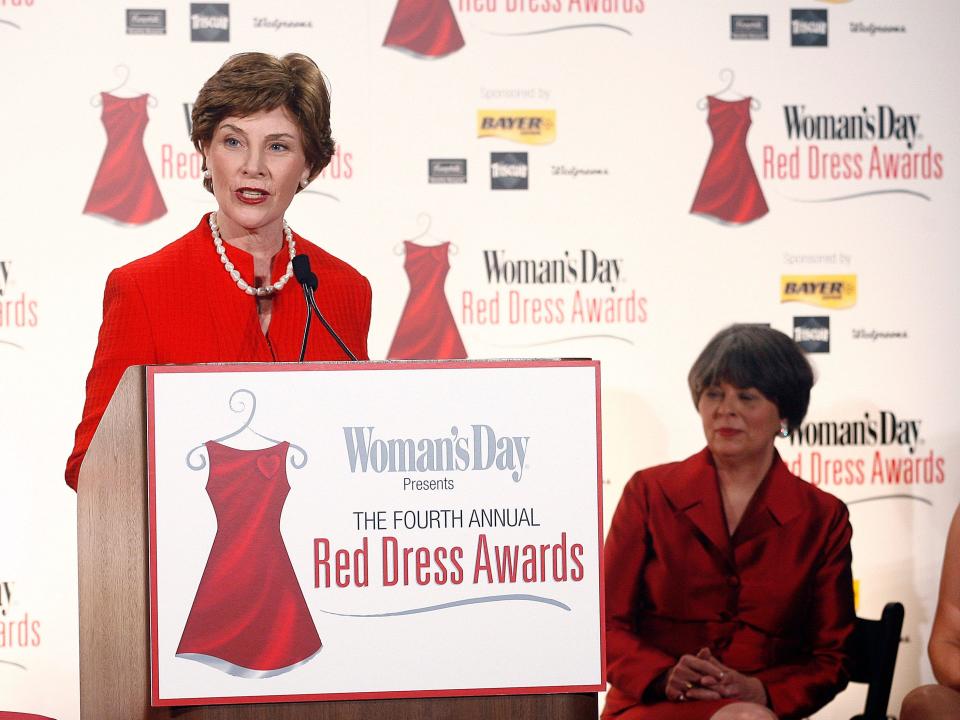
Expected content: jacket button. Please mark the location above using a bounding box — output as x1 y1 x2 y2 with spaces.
727 575 740 587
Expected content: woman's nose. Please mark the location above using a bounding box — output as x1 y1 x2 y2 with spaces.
716 394 736 414
241 148 266 176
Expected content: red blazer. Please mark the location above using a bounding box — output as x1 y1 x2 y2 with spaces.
65 215 372 490
604 448 855 720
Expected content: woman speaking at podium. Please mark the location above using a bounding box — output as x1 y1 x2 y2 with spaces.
603 325 855 720
65 52 371 490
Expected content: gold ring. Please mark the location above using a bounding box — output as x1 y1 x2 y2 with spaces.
684 681 694 690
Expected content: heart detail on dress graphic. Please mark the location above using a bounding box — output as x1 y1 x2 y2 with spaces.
257 454 281 478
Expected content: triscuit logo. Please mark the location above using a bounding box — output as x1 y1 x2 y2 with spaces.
491 153 529 190
478 110 556 145
781 275 856 309
791 8 828 46
190 3 229 42
793 316 830 352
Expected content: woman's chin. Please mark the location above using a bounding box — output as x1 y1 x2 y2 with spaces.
708 439 772 465
216 204 285 236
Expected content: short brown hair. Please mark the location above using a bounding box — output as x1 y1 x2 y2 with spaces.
687 324 814 432
191 52 334 193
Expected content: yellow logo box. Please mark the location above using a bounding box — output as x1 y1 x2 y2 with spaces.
780 274 857 309
477 109 556 145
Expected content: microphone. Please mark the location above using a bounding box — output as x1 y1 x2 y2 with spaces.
291 254 358 362
292 255 314 362
292 254 316 289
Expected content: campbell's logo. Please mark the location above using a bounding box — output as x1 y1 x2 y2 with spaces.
0 581 42 650
731 14 768 40
429 158 467 184
343 425 530 482
127 9 165 34
478 110 556 145
790 410 922 453
784 105 920 149
781 274 856 309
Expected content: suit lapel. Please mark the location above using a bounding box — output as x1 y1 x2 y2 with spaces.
732 452 803 546
659 449 734 566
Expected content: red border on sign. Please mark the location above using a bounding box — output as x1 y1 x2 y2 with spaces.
147 359 604 706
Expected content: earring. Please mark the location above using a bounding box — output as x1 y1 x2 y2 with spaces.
203 169 211 179
299 177 309 188
779 421 790 438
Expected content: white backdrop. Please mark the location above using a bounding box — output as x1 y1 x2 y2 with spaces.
0 1 957 718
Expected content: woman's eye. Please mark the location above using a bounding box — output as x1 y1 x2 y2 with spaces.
224 137 241 148
270 143 288 152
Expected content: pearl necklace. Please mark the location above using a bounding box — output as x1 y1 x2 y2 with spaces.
209 212 295 296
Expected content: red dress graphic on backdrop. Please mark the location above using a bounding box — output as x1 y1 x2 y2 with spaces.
176 441 321 678
383 0 465 58
388 241 467 360
84 92 167 225
690 96 768 225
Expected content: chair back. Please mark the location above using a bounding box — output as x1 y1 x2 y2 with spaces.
847 601 905 720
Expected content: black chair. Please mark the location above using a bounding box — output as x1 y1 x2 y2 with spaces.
847 601 905 720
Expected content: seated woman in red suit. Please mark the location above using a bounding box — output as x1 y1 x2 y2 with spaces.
604 324 855 720
900 503 960 720
65 53 372 490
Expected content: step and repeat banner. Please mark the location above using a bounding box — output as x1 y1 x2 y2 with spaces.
0 1 957 718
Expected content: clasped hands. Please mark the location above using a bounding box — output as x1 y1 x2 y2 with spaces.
666 648 767 705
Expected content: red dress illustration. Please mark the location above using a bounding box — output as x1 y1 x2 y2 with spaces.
383 0 465 58
176 441 321 678
84 92 167 225
388 241 467 360
690 96 768 225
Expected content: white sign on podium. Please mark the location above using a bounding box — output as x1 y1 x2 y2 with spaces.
147 360 603 706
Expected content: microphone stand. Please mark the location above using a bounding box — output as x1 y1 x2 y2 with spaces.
292 254 358 362
298 282 313 363
304 285 358 361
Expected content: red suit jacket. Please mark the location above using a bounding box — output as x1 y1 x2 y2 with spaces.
65 214 372 490
603 448 855 720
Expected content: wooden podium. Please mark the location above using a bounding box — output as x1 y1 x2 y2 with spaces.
77 366 599 720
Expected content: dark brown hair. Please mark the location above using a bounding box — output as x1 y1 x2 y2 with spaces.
687 324 814 432
191 52 334 193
